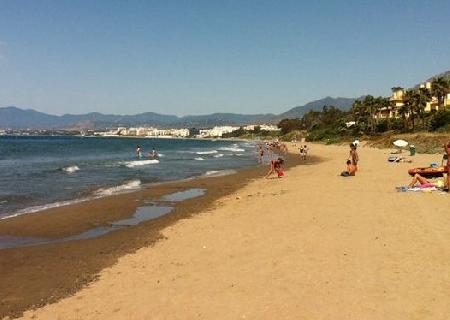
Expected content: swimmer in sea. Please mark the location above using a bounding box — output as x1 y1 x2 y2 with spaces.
136 145 142 158
149 147 158 159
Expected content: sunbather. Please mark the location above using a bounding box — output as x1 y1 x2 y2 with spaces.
408 173 437 188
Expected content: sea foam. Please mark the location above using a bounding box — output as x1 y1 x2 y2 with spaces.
122 159 160 168
196 150 218 155
62 165 80 173
204 169 236 177
94 179 142 196
219 147 245 152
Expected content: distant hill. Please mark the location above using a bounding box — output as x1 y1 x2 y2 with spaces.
277 96 358 119
426 70 450 82
0 96 358 129
0 107 277 129
0 107 61 129
0 107 181 129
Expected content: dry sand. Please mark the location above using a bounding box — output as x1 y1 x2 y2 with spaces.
11 143 450 320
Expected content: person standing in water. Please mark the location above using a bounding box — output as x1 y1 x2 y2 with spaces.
149 147 158 159
136 145 142 158
257 145 264 164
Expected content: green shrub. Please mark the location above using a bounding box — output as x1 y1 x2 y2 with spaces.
429 110 450 131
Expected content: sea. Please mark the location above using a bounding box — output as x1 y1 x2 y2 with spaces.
0 136 259 219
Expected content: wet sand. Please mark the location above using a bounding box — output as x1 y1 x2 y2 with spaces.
0 152 308 319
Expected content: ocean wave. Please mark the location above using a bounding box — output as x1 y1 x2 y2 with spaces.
204 169 236 177
194 157 205 161
213 153 224 158
94 179 142 196
196 150 218 155
62 165 80 173
234 154 245 156
1 198 92 220
219 147 245 152
122 159 160 168
1 180 143 219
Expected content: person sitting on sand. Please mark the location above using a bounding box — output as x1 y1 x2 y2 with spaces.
340 160 356 177
266 157 284 178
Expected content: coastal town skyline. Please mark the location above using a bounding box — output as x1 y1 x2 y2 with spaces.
1 1 450 116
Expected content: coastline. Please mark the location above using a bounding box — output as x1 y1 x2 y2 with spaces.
0 151 311 318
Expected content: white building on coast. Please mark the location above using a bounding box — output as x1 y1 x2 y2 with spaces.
96 127 190 138
198 126 240 138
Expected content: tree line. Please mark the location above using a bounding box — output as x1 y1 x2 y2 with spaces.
278 76 450 140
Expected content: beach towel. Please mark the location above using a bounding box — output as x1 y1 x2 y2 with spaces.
396 186 438 192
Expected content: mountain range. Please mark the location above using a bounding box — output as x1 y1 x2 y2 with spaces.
0 96 358 130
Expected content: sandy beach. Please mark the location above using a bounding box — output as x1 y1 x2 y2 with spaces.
3 143 450 319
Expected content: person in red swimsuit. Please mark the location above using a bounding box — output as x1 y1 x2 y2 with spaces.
265 157 284 178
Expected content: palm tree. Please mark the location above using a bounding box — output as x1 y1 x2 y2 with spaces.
416 87 432 127
351 99 367 132
397 103 409 130
403 89 416 130
431 77 450 110
362 95 377 133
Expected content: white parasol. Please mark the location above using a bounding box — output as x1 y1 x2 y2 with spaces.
393 139 408 148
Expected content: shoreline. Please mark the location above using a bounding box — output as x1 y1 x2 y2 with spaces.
3 143 450 319
0 151 315 318
0 169 236 221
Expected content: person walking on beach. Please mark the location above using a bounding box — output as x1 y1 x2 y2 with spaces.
349 143 359 170
300 144 308 160
265 157 284 178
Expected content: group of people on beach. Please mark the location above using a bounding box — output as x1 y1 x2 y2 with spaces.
256 141 288 165
337 139 449 193
299 145 309 160
135 145 158 159
255 140 287 179
406 140 450 191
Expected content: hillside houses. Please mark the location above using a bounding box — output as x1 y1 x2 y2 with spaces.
376 81 450 119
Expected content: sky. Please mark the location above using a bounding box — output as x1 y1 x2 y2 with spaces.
0 0 449 116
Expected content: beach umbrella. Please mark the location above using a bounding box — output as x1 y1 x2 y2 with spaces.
393 139 408 148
